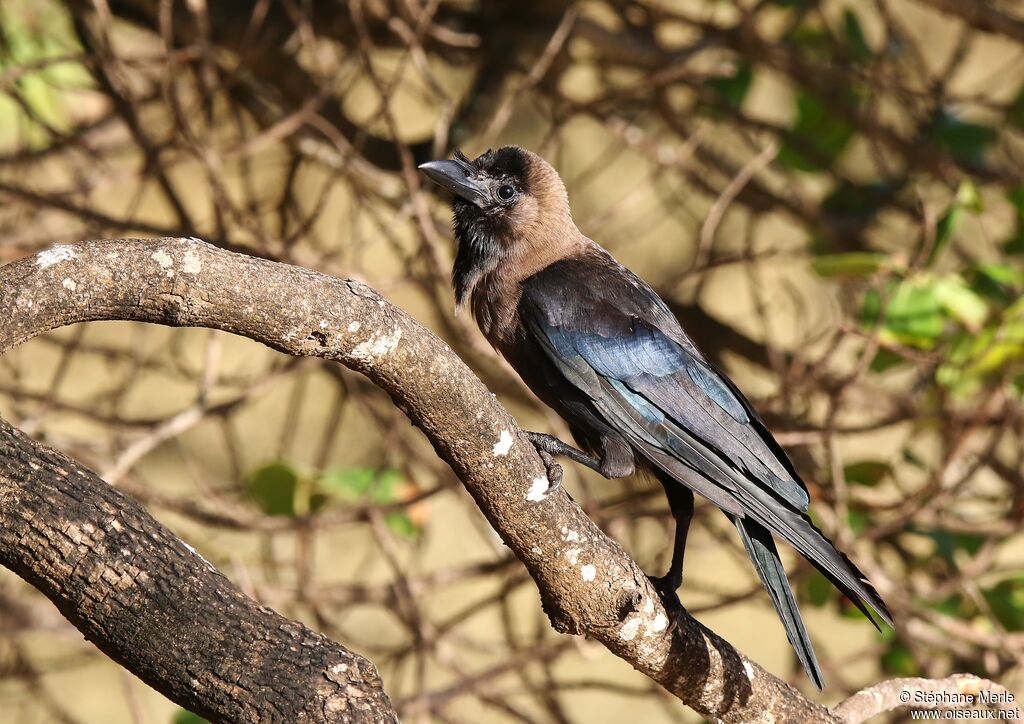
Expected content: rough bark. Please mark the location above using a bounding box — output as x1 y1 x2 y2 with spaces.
0 418 397 723
0 237 837 723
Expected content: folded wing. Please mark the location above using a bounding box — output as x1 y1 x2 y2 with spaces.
518 256 892 681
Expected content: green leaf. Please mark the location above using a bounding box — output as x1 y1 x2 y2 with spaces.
880 642 919 676
385 511 419 538
320 468 420 537
929 112 997 165
1005 186 1024 255
1006 231 1024 256
920 528 986 566
706 62 753 110
961 305 1024 377
932 276 988 330
844 461 890 486
883 280 944 347
903 448 928 469
955 179 983 212
869 348 907 372
778 90 856 171
930 594 965 618
244 461 325 517
1009 185 1024 217
812 252 888 278
173 710 210 724
0 5 90 143
928 181 981 266
982 577 1024 630
931 205 962 266
842 9 872 60
788 24 833 60
847 507 869 534
970 263 1022 302
861 288 883 327
975 264 1020 286
801 570 834 607
1007 85 1024 129
320 468 403 501
821 180 895 219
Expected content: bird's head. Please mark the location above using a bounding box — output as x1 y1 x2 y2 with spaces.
419 145 572 309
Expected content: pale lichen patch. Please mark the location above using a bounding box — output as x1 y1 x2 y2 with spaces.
564 529 580 543
619 596 672 646
525 477 548 501
151 249 173 269
36 245 76 269
580 564 596 582
565 548 581 565
492 430 514 456
742 660 755 682
151 249 175 277
347 321 361 333
62 278 77 291
619 617 642 641
181 249 202 274
351 328 402 361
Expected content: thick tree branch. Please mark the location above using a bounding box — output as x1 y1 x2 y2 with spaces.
0 418 397 723
0 237 835 723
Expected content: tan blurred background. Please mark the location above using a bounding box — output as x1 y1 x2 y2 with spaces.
1 0 1023 721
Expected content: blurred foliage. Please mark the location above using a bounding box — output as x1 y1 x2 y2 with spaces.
246 462 419 536
171 709 208 724
0 1 88 145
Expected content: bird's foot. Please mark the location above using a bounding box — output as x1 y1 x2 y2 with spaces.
532 446 563 494
646 574 686 633
525 431 604 475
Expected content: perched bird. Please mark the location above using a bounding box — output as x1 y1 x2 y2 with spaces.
419 146 892 688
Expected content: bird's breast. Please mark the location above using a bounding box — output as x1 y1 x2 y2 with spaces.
470 274 524 350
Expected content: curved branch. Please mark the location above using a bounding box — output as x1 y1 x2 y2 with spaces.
0 237 836 723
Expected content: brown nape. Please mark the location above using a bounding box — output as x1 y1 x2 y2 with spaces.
469 149 594 345
498 148 590 281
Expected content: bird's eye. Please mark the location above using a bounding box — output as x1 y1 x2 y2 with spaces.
496 184 516 201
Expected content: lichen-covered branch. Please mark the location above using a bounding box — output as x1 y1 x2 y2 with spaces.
0 237 836 723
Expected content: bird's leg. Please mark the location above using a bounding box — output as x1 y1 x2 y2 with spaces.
527 432 637 493
647 482 694 630
526 432 604 474
526 432 605 493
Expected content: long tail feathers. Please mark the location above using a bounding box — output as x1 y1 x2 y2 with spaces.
734 517 825 690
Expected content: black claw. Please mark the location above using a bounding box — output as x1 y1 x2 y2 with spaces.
535 448 563 493
528 436 564 493
647 574 686 632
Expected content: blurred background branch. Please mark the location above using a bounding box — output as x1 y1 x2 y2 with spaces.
0 0 1022 721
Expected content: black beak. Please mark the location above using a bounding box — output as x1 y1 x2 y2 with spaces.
418 159 488 208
